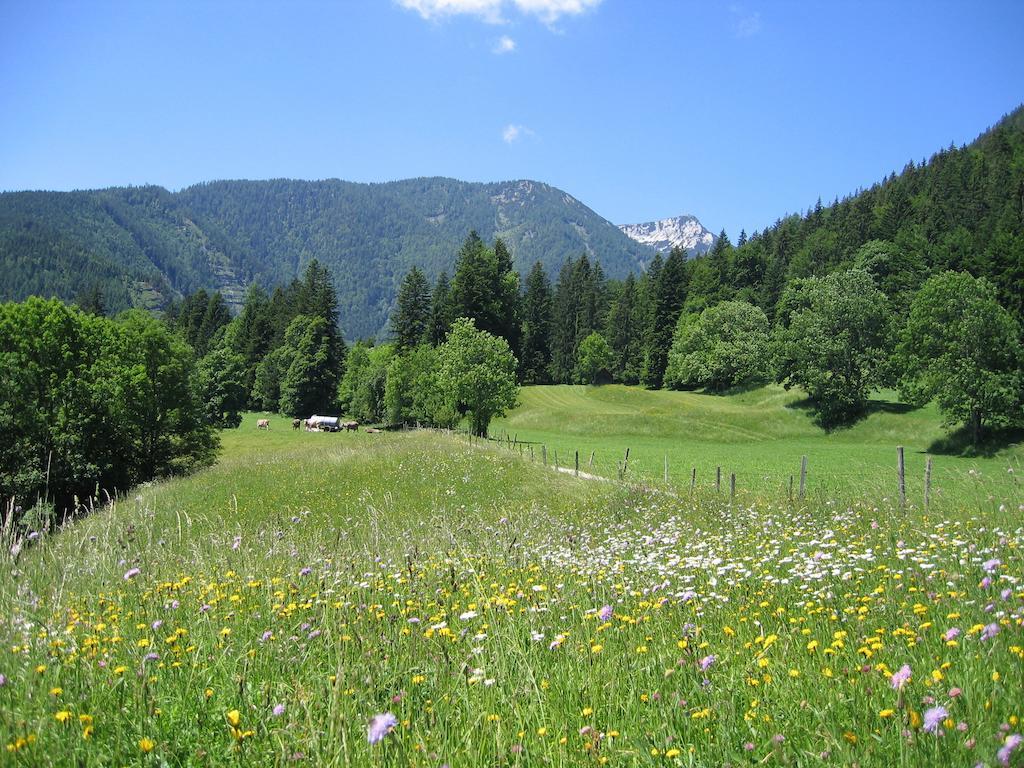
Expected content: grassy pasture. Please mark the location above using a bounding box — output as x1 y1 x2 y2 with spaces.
491 385 1023 507
0 411 1021 766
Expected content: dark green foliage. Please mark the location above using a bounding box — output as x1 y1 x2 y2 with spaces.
898 271 1023 444
549 255 604 382
383 345 454 428
450 232 520 350
0 298 217 518
426 271 455 347
604 273 643 384
642 247 688 388
391 266 432 350
196 346 247 428
664 301 771 391
519 262 553 384
774 270 893 428
277 315 344 418
339 342 394 424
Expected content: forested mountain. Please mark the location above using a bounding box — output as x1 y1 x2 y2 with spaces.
0 177 653 339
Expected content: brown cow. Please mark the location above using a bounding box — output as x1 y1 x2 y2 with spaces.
292 419 301 430
343 420 359 432
257 419 270 430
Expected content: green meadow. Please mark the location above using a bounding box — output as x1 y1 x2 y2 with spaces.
492 384 1023 506
1 400 1022 766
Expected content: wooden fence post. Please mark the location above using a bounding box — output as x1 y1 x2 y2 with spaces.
897 446 906 506
716 466 721 493
789 475 794 501
664 455 669 484
588 450 595 469
924 456 932 511
542 445 547 466
799 456 808 500
691 468 696 491
622 448 630 478
730 473 736 499
575 450 579 477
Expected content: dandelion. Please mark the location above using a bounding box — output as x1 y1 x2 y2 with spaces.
226 710 241 728
139 737 155 752
890 664 912 690
922 706 948 734
367 712 398 745
54 711 72 723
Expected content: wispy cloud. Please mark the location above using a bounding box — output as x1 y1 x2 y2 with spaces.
397 0 601 25
502 123 534 143
730 5 761 38
493 35 517 54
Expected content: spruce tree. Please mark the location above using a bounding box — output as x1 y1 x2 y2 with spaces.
519 261 553 384
642 248 688 388
391 266 432 350
605 273 642 383
427 271 454 346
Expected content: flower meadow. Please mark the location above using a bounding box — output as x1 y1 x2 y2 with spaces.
1 429 1022 766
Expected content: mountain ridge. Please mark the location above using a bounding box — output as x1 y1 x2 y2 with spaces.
618 214 716 257
0 176 661 339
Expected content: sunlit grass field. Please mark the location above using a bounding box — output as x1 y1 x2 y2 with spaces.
0 410 1022 766
492 384 1023 506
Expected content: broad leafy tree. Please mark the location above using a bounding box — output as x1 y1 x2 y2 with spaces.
665 301 771 391
575 331 614 385
898 271 1022 444
774 270 892 427
438 318 518 437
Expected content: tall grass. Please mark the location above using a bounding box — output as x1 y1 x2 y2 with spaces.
0 416 1021 766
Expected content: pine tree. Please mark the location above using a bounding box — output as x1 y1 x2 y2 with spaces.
391 266 432 350
642 247 688 388
427 271 454 346
450 232 520 350
295 259 347 386
519 261 553 384
605 273 642 383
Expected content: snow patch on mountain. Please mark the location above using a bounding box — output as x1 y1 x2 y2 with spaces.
618 215 716 257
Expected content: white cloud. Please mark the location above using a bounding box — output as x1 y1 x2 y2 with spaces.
397 0 601 24
729 5 762 38
493 35 517 53
502 123 534 143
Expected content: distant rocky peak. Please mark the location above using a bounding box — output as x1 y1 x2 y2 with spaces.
618 214 716 257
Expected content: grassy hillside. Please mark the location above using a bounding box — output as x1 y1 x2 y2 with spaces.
491 385 1023 504
1 416 1022 765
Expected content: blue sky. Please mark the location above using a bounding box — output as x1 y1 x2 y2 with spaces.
1 0 1022 237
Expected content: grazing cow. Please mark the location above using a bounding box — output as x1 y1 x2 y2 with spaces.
292 419 301 430
257 419 270 430
344 420 359 432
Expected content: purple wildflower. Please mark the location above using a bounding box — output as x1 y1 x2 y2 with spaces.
998 733 1023 766
890 664 912 690
983 558 1001 573
123 567 141 580
273 704 286 717
232 536 241 551
980 623 1000 641
261 630 273 642
982 577 993 589
144 652 159 662
1001 588 1013 601
367 712 398 745
944 627 961 641
699 654 716 671
299 567 312 577
743 742 755 751
597 605 613 622
0 674 6 687
151 620 163 631
922 706 948 734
